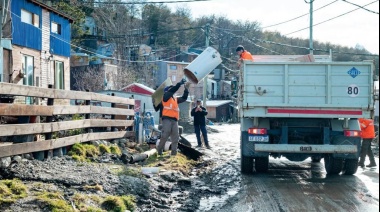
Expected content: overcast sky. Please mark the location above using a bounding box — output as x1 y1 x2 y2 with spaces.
169 0 379 55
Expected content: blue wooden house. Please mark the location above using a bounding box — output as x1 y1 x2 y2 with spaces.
2 0 73 104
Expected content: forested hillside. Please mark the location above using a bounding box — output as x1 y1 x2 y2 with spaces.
47 0 379 82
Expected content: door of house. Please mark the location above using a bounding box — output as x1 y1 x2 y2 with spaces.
23 55 34 105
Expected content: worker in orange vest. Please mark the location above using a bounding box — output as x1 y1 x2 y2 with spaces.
156 79 190 156
358 118 377 168
236 45 254 68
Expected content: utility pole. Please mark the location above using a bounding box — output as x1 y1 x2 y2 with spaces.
203 23 210 107
0 0 5 82
308 0 314 55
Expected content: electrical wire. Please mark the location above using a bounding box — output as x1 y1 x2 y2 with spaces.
86 0 212 5
262 0 339 29
212 26 379 57
341 0 379 14
285 0 379 36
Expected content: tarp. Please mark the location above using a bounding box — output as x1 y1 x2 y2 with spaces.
151 78 172 107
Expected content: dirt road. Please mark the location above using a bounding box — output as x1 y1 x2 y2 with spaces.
182 124 379 212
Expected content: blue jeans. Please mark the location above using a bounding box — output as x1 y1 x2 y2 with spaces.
194 125 209 146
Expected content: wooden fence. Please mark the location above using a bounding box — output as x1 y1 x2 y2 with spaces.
0 82 135 159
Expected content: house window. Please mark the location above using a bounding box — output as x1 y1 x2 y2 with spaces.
171 75 176 82
170 65 177 70
21 9 39 27
22 55 34 104
51 22 61 34
54 61 64 89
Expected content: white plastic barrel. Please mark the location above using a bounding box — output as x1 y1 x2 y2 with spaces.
184 47 222 84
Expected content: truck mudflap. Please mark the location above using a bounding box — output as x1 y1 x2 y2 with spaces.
254 144 357 154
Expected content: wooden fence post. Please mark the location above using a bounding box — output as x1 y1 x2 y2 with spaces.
111 93 116 132
85 89 91 133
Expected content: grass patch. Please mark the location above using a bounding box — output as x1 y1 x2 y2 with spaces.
37 191 74 212
72 193 103 212
145 152 198 175
0 179 28 205
83 184 103 192
110 145 122 156
101 195 136 212
99 144 111 154
69 143 114 162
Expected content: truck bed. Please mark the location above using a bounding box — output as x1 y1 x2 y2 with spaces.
240 61 375 118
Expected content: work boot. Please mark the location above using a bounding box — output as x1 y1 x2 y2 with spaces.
196 144 202 148
366 163 377 168
358 162 365 167
206 144 211 149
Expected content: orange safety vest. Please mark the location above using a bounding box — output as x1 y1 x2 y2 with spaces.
162 97 180 120
359 118 375 139
241 51 254 61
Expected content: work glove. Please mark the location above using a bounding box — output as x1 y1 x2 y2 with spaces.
179 78 187 85
184 82 191 90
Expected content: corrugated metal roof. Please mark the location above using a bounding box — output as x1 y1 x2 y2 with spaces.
205 100 232 107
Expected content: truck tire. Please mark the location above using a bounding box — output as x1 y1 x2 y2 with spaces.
241 155 253 174
342 159 359 175
255 157 269 173
324 154 343 175
311 156 322 163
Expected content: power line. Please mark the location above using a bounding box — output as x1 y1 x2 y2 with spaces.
285 0 379 36
212 26 379 57
262 0 339 29
86 0 211 4
341 0 379 14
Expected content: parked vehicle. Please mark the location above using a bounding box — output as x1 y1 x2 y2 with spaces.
239 58 376 175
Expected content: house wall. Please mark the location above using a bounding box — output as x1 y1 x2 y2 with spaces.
41 9 50 88
12 45 41 104
11 0 42 50
11 4 70 105
207 107 217 120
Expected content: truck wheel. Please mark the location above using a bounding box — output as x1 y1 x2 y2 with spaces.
241 155 253 174
311 156 322 163
255 157 269 173
342 159 359 175
324 154 343 175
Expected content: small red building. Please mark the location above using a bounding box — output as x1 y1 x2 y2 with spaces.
120 83 155 95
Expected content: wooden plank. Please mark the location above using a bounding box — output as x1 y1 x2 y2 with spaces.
0 120 91 136
0 83 135 105
0 131 135 158
55 89 92 100
0 83 55 98
91 93 135 105
0 104 53 116
91 106 135 116
53 105 91 115
90 120 134 128
0 119 134 136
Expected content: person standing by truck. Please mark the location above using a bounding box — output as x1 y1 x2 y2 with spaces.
191 99 210 149
156 79 190 156
358 118 377 168
236 45 254 68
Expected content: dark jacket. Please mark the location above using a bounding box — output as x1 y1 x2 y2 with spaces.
153 102 163 118
162 82 189 121
191 106 208 126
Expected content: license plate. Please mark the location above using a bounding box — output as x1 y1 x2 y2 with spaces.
248 135 269 142
300 146 312 151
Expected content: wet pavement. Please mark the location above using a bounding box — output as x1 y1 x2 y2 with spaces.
182 123 379 212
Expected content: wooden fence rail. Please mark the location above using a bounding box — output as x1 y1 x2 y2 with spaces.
0 82 135 159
